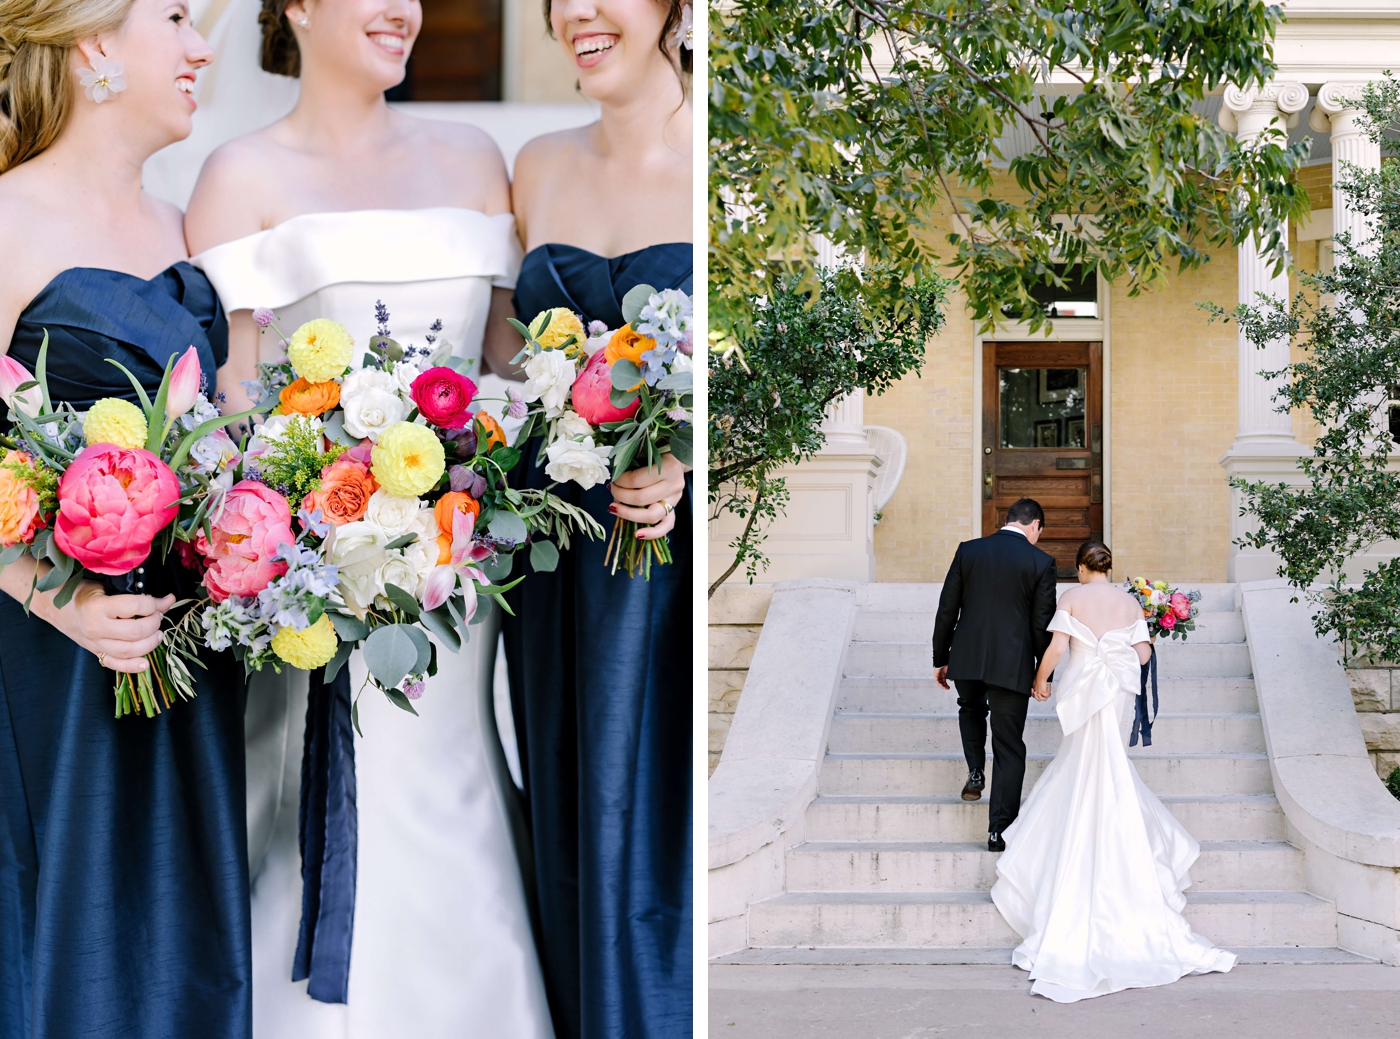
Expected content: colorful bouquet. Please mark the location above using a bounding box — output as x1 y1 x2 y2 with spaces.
0 339 258 717
511 285 693 578
1124 577 1202 640
206 303 600 726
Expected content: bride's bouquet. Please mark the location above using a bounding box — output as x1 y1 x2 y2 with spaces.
511 285 694 578
202 304 600 727
0 338 259 717
1125 577 1202 640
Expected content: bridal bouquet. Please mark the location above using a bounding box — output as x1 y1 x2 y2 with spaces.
512 285 694 578
0 338 258 717
204 304 600 725
1125 577 1202 640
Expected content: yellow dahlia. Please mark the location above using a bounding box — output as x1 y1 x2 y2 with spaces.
287 319 354 383
83 398 148 449
534 308 586 351
271 614 339 670
371 422 446 498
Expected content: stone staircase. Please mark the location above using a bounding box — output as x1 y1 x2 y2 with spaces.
720 583 1371 965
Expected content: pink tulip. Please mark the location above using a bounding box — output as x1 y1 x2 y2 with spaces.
195 480 295 601
166 346 202 421
420 564 458 611
53 445 180 574
0 354 42 418
571 349 641 425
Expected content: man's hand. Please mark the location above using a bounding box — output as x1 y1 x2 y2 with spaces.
935 665 950 690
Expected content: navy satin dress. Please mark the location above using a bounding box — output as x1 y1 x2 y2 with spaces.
0 265 252 1038
503 243 692 1039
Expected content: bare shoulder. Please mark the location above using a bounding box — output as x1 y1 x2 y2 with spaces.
399 113 510 213
512 125 590 196
0 186 61 344
184 129 287 253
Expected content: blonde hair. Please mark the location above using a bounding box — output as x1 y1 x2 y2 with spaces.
0 0 137 172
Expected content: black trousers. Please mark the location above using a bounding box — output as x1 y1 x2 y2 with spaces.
953 679 1030 834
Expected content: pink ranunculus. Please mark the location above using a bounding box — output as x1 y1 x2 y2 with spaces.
1158 611 1177 630
53 445 181 575
571 349 640 425
195 480 295 602
410 367 478 430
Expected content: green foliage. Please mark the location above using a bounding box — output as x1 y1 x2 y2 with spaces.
709 0 1311 342
256 417 345 511
1225 76 1400 664
1387 766 1400 802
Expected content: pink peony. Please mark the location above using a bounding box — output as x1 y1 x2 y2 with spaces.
195 480 295 602
410 367 477 430
53 445 181 575
1170 593 1191 620
571 349 640 425
1158 611 1177 630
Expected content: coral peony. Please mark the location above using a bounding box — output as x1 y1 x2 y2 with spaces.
572 349 640 425
287 319 354 383
410 367 477 430
53 446 179 574
83 397 148 449
195 480 295 602
371 422 445 498
433 491 480 538
0 452 46 546
1171 593 1191 620
301 454 378 526
272 614 339 669
279 377 341 417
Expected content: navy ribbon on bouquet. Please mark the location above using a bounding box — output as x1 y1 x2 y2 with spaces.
1131 645 1159 747
292 664 357 1004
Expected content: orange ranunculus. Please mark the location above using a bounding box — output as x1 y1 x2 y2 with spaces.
0 452 45 546
434 491 481 538
304 456 378 526
476 412 508 451
279 377 341 417
604 324 655 367
435 533 452 564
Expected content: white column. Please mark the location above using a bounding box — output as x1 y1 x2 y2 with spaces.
1310 83 1383 256
821 391 868 447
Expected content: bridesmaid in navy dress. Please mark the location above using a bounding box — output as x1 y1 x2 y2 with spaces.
489 1 693 1036
0 3 251 1037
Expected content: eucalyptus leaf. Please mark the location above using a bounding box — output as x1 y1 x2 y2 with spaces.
328 611 369 643
384 583 421 619
472 593 494 625
52 566 85 610
351 697 362 737
482 551 512 582
487 511 528 546
324 640 354 683
0 543 25 566
420 606 462 653
403 623 432 674
384 686 420 715
609 388 639 408
362 624 420 689
655 371 692 392
610 359 643 391
669 429 693 468
620 283 656 327
324 410 361 447
529 539 560 573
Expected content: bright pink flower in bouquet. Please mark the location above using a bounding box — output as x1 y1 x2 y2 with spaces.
571 349 641 425
1158 611 1177 630
410 367 477 430
53 445 180 574
196 480 295 602
1170 593 1191 619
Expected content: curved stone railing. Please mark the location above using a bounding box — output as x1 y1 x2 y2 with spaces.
1242 579 1400 964
707 579 859 956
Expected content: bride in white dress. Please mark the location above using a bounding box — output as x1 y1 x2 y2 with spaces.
182 0 551 1036
990 541 1236 1003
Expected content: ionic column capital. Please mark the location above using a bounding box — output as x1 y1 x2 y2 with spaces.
1308 81 1372 140
1219 81 1308 142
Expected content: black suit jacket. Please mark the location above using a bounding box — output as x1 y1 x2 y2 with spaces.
931 529 1058 694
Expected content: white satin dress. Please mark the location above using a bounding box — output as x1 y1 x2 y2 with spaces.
194 208 553 1039
989 610 1236 1003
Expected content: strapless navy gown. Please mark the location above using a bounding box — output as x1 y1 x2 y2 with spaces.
503 243 692 1039
0 265 252 1038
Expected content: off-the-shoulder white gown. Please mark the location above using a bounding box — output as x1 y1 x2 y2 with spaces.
194 208 553 1039
990 609 1236 1003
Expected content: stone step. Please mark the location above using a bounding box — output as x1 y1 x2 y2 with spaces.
827 712 1265 755
855 583 1240 614
804 794 1286 843
747 889 1336 949
838 677 1259 714
853 610 1245 645
784 840 1303 894
819 752 1274 798
843 640 1252 679
713 946 1376 966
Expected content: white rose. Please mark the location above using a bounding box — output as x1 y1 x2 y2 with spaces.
326 520 389 615
522 349 577 418
376 552 420 607
393 361 422 396
404 537 441 597
553 410 593 442
340 368 409 441
365 489 422 537
544 435 612 490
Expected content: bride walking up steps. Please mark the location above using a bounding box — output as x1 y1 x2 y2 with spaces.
989 542 1235 1002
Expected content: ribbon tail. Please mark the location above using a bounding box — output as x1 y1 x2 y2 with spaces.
291 664 358 1004
1135 653 1153 747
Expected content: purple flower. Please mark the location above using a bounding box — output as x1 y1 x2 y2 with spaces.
587 320 609 337
403 679 425 700
677 331 693 356
252 307 276 329
666 407 689 423
297 507 330 538
506 386 528 419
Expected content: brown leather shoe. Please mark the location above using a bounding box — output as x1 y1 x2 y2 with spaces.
961 769 985 802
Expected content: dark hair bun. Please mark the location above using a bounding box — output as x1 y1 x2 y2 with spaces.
259 0 300 77
1075 540 1113 574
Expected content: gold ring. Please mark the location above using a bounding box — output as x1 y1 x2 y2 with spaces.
97 652 108 669
663 500 674 515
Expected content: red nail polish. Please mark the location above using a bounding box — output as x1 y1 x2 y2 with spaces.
608 504 618 514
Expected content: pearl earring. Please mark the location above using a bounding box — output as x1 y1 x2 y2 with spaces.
297 16 309 27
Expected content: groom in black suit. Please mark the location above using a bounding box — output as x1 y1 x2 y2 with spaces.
932 498 1057 852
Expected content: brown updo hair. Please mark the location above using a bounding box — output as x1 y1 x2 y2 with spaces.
1075 540 1113 575
259 0 301 77
0 0 137 172
543 0 692 77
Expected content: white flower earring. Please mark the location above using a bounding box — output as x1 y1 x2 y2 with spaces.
79 57 127 103
671 3 693 50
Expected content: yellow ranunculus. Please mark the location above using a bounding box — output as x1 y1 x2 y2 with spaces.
534 308 586 351
271 614 339 670
83 397 148 449
371 422 446 498
287 319 354 383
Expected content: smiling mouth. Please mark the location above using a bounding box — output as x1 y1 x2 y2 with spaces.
368 32 405 53
176 78 194 95
573 34 617 59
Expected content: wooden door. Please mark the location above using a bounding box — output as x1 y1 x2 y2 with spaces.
982 342 1103 578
